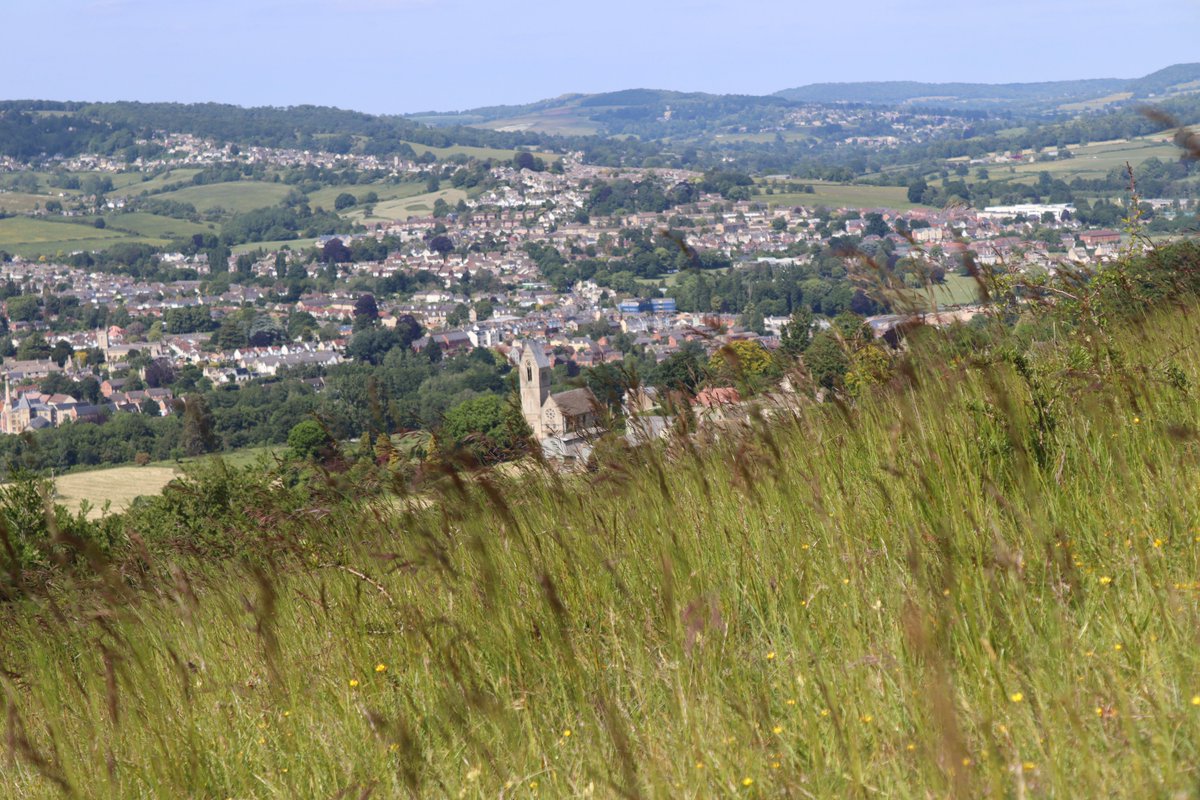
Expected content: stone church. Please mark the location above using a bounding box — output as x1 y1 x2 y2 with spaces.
518 341 600 453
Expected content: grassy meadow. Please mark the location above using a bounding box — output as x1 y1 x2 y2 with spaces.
762 181 928 211
51 466 179 519
5 278 1200 796
152 181 295 214
0 217 142 258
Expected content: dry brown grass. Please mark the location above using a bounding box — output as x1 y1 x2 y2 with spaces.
51 466 178 518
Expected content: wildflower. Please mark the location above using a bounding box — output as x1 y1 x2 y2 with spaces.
1153 539 1163 548
742 777 754 787
349 679 360 688
860 714 873 723
530 781 538 789
766 651 776 660
1133 417 1140 424
1010 692 1024 703
961 757 972 767
695 762 704 769
843 578 850 585
772 725 783 734
375 663 387 673
1099 576 1112 585
1114 644 1123 651
1191 695 1200 706
819 709 830 717
562 729 571 738
785 699 796 706
771 762 781 769
1023 762 1036 771
906 743 916 751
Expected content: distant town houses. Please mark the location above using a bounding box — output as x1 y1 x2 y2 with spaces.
0 135 1185 446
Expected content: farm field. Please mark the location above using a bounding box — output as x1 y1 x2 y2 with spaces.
0 191 63 213
51 466 179 518
402 139 564 162
153 181 294 213
0 216 142 257
354 187 469 221
303 180 428 211
482 113 601 136
48 446 285 518
231 237 317 255
102 211 216 240
763 181 928 211
115 168 206 195
931 272 982 306
991 136 1183 184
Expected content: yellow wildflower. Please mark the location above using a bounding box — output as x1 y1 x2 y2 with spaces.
742 777 754 787
375 663 387 673
1010 692 1024 703
349 679 359 688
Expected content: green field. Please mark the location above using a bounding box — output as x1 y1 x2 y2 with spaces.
115 168 206 196
1058 92 1134 112
931 272 982 306
0 216 142 257
402 139 564 162
764 181 929 211
153 181 294 214
231 237 317 256
993 136 1184 183
303 180 428 212
103 211 216 240
0 191 64 214
354 187 469 221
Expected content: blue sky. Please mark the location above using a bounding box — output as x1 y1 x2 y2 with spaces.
5 0 1198 114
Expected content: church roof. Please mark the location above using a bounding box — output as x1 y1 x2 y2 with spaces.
550 387 598 417
524 341 551 369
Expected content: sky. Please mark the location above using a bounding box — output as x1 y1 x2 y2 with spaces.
5 0 1199 114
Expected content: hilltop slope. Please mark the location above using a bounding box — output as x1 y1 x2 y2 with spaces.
4 244 1200 797
775 62 1200 108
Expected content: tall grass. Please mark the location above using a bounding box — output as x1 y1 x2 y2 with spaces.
4 303 1200 797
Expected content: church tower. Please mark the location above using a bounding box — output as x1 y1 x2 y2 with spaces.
519 341 551 439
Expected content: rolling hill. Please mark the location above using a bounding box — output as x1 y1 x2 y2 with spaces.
774 62 1200 109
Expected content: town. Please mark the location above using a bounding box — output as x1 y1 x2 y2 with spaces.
0 129 1194 469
